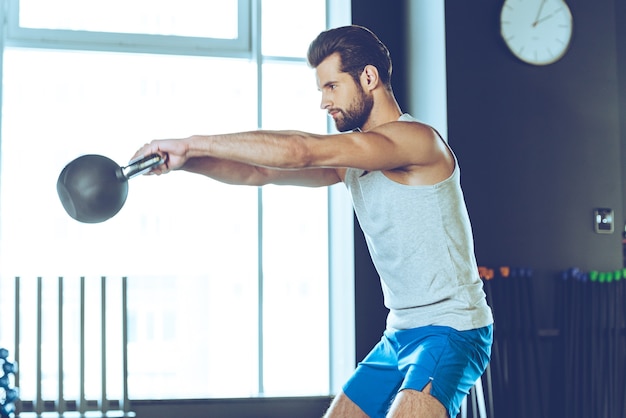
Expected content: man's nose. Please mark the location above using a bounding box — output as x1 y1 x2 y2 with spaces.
320 94 331 110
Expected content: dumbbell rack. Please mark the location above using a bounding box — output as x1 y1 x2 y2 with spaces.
6 276 135 417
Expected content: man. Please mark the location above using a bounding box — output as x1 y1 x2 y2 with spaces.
132 25 493 418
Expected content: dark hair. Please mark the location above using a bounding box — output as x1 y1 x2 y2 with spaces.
307 25 393 90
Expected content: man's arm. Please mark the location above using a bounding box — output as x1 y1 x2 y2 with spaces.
133 120 449 186
134 131 345 187
181 156 344 187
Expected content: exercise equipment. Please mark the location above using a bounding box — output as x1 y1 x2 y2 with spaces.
557 267 626 418
0 348 18 418
479 266 546 418
57 153 164 223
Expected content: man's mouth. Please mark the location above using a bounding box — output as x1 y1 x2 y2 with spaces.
329 109 341 118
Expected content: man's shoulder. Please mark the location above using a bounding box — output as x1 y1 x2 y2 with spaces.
372 118 437 141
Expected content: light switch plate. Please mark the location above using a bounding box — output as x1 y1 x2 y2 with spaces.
594 208 614 234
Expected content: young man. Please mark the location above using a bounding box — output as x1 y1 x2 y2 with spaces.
132 25 493 418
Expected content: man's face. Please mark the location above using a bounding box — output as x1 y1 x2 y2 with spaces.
316 53 373 132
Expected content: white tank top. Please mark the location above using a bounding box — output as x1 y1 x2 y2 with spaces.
344 114 493 331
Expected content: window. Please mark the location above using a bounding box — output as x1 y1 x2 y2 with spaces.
7 0 250 55
0 0 353 406
17 0 239 38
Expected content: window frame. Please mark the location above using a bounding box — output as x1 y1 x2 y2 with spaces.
0 0 355 403
5 0 251 57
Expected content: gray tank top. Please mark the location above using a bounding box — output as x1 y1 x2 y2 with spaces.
344 114 493 331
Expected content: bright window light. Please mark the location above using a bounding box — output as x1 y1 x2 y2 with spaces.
18 0 239 38
0 0 350 403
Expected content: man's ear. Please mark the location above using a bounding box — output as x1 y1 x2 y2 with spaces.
360 65 380 91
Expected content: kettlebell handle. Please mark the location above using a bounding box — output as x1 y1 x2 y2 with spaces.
122 153 166 179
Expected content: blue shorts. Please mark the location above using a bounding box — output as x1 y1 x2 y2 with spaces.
343 324 493 418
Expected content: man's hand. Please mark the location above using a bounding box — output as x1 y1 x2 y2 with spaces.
131 137 191 175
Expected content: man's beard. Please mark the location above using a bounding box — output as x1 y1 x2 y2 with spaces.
334 87 374 132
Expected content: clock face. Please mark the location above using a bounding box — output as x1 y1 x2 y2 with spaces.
500 0 573 65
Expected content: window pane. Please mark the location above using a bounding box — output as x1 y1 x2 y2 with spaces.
127 274 259 398
260 60 330 395
262 185 330 395
0 48 260 399
18 0 239 38
261 61 326 131
0 0 341 403
262 0 326 57
0 48 258 276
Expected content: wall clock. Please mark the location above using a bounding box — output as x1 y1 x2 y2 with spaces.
500 0 573 65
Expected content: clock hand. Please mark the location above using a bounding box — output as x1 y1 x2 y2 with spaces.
534 12 556 25
533 0 548 26
534 5 566 26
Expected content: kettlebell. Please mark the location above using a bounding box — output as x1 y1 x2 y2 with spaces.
57 153 164 223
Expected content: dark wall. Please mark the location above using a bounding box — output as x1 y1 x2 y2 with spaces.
446 0 623 273
352 0 625 343
444 2 626 415
619 0 626 213
444 0 625 338
351 0 626 416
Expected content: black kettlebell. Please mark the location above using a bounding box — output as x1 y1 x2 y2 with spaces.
57 153 164 223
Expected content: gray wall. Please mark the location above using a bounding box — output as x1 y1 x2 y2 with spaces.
446 0 624 271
